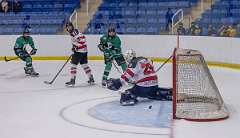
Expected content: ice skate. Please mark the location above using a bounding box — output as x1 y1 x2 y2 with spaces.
120 91 138 106
24 67 39 77
30 70 39 77
87 75 95 85
65 77 76 87
102 79 107 88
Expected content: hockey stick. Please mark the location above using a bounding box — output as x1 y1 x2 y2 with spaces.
4 56 19 62
112 61 123 74
155 55 173 73
44 55 72 85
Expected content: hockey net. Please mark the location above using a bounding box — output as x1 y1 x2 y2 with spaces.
172 48 229 121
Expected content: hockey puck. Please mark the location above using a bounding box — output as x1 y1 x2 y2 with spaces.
148 105 152 109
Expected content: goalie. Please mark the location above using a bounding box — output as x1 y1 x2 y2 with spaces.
106 49 172 106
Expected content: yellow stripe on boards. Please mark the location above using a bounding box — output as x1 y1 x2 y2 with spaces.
1 56 240 70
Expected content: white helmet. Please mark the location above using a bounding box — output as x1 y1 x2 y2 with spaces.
125 49 136 63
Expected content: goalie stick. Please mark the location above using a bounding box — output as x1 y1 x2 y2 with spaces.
155 55 173 73
44 55 72 85
4 56 19 62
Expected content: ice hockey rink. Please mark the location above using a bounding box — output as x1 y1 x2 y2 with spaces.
0 60 239 138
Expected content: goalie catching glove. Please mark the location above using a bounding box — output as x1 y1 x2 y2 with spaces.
106 78 123 91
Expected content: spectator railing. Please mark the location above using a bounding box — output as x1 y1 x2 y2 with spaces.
171 9 183 34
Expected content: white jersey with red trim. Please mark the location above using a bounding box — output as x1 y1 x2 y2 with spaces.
70 29 87 53
121 57 158 87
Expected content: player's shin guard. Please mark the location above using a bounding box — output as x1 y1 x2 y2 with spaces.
70 64 77 78
24 57 38 76
66 64 77 86
81 64 91 78
102 62 112 87
81 64 94 84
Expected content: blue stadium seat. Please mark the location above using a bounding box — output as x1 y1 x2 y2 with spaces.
125 10 136 17
126 27 136 34
84 0 197 34
148 18 158 24
146 10 157 16
137 18 147 24
199 0 240 34
136 27 146 34
0 0 79 34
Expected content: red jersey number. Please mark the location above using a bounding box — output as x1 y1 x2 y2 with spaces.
142 63 154 75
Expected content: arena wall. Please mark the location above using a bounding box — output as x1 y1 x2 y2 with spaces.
0 35 240 69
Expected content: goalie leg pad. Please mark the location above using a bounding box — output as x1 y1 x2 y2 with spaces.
130 85 159 98
148 87 173 101
120 90 137 106
104 51 112 64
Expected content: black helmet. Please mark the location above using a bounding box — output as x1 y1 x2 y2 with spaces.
65 22 74 28
108 26 115 33
23 28 30 34
65 21 74 33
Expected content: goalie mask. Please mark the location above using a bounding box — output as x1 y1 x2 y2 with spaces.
125 49 136 64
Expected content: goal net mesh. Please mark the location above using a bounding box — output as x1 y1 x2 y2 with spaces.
173 48 229 121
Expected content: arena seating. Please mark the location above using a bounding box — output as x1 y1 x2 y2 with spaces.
198 0 240 36
0 0 80 34
84 0 198 34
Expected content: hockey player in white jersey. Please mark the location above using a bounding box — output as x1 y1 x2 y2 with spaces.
65 22 94 86
107 49 172 106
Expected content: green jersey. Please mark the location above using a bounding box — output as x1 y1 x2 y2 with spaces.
14 36 36 50
100 34 122 56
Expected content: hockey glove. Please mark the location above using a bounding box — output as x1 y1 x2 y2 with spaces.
107 42 113 49
107 78 122 91
97 44 105 52
72 45 77 53
30 48 37 55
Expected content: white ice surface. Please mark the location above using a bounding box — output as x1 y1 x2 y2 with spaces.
0 60 239 138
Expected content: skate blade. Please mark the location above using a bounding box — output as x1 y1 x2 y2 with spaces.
26 74 39 77
66 83 96 88
88 82 95 86
65 84 75 87
120 101 135 106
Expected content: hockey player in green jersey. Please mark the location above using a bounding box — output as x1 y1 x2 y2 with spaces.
98 26 127 87
14 28 39 76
